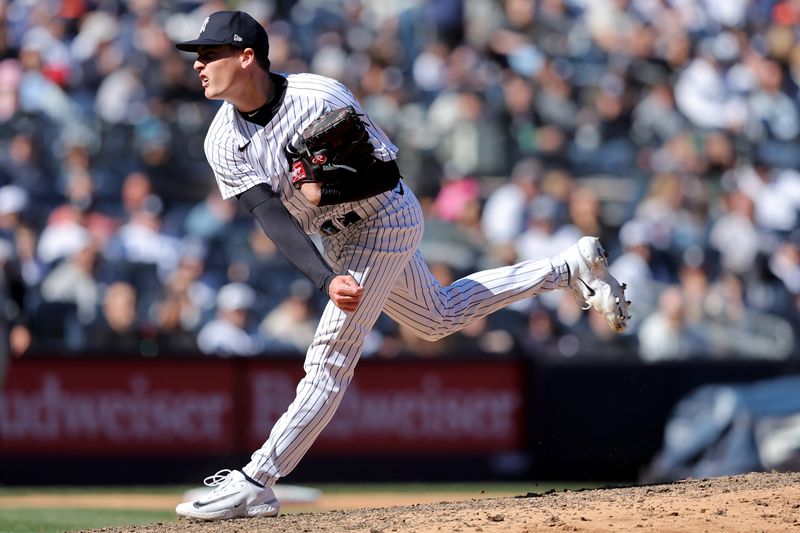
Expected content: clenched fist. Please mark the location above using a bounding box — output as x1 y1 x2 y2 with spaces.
328 275 364 312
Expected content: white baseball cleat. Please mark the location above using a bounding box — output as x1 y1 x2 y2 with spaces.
176 469 279 521
559 236 631 333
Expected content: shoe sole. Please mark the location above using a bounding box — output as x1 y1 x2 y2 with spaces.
247 503 280 517
176 502 279 521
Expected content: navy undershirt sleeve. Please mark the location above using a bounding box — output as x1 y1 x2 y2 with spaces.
237 184 336 295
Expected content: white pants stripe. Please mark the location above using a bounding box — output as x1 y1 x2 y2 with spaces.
244 187 569 485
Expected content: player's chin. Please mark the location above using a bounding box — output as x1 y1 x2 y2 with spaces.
203 86 222 100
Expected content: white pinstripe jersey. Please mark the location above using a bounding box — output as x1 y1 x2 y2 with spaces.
204 72 399 234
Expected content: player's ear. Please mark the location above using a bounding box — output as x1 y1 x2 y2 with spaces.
240 47 257 68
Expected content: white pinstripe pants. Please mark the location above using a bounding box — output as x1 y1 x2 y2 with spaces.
244 187 570 485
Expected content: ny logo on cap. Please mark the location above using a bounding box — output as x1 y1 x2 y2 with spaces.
200 16 209 34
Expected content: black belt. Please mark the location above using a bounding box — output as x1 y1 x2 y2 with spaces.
318 181 404 236
320 211 363 236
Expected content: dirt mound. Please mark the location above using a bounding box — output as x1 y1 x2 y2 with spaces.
95 471 800 533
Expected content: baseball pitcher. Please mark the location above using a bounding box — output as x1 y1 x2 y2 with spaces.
174 10 630 521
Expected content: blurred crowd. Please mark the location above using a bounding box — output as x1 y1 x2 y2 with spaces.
0 0 799 363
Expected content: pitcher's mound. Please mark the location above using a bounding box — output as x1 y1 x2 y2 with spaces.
96 471 800 533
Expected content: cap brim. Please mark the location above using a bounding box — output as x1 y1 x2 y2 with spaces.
175 38 230 52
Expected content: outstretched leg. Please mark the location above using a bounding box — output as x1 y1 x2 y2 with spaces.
383 251 570 341
383 236 631 339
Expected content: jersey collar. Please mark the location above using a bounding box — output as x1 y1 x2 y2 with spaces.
238 73 288 126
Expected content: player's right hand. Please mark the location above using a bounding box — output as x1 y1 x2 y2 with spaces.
299 181 322 205
328 275 364 312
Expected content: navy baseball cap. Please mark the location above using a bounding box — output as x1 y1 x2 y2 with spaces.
176 11 269 60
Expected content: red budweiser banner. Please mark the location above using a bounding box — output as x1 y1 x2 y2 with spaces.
1 359 237 455
2 358 525 456
246 360 525 454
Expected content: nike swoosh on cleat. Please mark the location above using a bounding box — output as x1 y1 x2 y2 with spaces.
577 277 595 297
238 140 251 151
193 494 237 508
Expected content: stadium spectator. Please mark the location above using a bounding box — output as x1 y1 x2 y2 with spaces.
259 279 318 354
197 282 269 357
0 0 796 361
183 189 238 242
35 238 100 351
104 193 181 279
0 184 27 241
515 195 569 262
769 230 800 296
637 285 710 363
609 219 660 329
708 188 762 277
480 158 541 252
85 280 142 353
148 291 200 355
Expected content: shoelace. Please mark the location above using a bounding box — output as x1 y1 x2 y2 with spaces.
203 469 234 487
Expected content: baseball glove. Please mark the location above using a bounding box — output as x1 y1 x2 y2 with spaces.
290 105 376 190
